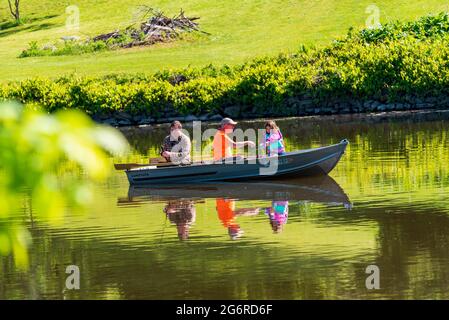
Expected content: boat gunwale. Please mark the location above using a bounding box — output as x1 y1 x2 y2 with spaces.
127 139 349 173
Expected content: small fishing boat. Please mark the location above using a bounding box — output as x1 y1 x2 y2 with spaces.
122 139 348 185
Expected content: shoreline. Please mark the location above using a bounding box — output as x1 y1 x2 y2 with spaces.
114 108 449 130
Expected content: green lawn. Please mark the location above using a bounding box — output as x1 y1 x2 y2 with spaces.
0 0 448 82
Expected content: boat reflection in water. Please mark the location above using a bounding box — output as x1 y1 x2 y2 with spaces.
118 176 351 240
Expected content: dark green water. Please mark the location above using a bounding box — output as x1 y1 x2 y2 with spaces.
1 111 449 299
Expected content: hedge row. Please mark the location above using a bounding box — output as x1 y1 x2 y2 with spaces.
2 13 449 117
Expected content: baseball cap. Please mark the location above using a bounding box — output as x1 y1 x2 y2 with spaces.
220 117 238 127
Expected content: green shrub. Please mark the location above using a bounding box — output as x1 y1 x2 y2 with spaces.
19 41 41 58
19 40 110 58
343 12 449 44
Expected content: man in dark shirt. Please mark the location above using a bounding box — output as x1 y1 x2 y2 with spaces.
161 121 191 164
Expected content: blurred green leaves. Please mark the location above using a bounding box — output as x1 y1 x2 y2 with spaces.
0 101 129 268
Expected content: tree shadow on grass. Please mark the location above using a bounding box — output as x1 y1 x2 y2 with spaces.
0 22 59 38
0 20 20 30
0 14 59 38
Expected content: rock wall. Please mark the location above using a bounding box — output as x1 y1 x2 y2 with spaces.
91 96 449 126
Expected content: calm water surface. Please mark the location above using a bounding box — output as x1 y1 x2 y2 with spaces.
1 112 449 299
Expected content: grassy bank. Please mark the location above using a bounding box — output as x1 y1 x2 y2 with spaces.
2 13 449 123
0 0 448 81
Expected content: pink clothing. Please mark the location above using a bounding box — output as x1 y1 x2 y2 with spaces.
264 130 286 156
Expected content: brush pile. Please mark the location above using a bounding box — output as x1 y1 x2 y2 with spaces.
92 8 204 48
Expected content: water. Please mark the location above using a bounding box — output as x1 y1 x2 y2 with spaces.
1 111 449 299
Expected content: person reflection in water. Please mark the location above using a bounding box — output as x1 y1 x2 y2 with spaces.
164 200 196 240
264 201 289 233
216 198 259 240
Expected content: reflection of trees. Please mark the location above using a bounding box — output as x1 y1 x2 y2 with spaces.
3 204 449 299
366 209 449 298
0 228 361 299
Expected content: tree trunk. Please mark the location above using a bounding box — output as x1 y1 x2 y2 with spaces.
8 0 21 23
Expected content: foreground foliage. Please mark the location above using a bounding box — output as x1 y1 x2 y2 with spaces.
0 102 128 267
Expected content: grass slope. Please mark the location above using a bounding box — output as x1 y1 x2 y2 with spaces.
0 0 448 81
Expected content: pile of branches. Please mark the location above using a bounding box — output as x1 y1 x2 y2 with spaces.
92 8 205 48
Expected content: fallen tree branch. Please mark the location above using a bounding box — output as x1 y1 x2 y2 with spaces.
92 8 206 48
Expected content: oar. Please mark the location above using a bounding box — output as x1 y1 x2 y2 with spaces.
114 154 210 171
114 156 173 170
114 162 176 170
114 155 260 171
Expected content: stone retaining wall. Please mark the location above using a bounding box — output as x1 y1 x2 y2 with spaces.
91 96 449 126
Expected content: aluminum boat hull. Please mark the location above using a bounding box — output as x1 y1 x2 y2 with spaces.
126 139 348 185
